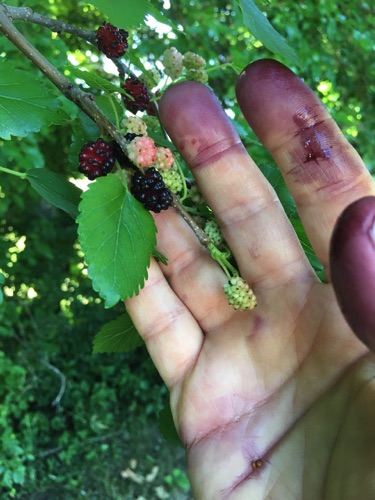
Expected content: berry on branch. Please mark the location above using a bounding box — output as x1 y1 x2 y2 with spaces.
163 47 184 79
123 77 151 114
154 146 174 170
160 168 184 194
223 277 257 311
96 23 129 58
78 138 115 180
121 116 148 136
183 51 206 70
186 68 208 84
204 219 223 246
126 136 157 168
131 168 173 213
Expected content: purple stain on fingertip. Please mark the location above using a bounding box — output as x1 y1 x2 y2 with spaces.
330 196 375 351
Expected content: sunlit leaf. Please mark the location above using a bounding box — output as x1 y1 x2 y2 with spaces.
0 63 62 139
66 64 127 95
88 0 151 28
77 175 157 308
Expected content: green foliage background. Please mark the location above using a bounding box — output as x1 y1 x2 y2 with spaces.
0 0 374 497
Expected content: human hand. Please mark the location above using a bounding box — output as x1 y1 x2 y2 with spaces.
126 59 375 499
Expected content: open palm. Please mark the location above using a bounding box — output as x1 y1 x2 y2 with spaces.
126 60 375 499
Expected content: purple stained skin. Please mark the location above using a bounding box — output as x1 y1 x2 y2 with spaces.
330 196 375 351
159 81 246 170
235 59 364 186
159 60 375 351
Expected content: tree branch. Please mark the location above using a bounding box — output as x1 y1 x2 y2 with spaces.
0 3 130 158
2 4 96 43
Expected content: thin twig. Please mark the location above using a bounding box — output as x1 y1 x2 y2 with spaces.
40 360 67 407
0 4 129 158
2 4 96 43
172 195 211 247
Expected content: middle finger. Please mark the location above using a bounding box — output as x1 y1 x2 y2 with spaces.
159 81 314 289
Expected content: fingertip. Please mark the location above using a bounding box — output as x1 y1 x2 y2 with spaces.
330 196 375 351
158 81 240 169
235 58 322 145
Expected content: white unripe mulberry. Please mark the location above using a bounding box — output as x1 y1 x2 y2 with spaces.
154 147 174 170
186 68 208 84
160 168 184 194
223 277 257 311
121 116 147 136
183 52 206 70
163 47 184 79
204 220 223 246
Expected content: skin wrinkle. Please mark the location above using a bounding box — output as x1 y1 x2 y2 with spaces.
192 333 309 495
225 291 334 497
192 139 246 171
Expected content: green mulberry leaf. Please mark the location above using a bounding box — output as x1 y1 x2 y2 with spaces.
238 0 301 66
0 63 62 139
77 175 157 308
158 406 183 446
27 168 82 219
93 312 144 353
89 0 150 28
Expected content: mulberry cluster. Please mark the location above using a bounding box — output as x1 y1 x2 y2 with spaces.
96 23 128 58
131 168 173 213
123 77 151 114
186 68 208 84
223 277 257 311
184 51 208 83
78 138 115 180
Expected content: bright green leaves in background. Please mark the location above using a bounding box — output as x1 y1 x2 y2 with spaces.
77 175 157 308
0 63 63 139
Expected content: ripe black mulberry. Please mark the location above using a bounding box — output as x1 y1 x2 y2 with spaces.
131 168 173 213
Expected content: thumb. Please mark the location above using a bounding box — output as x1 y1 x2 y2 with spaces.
330 196 375 351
